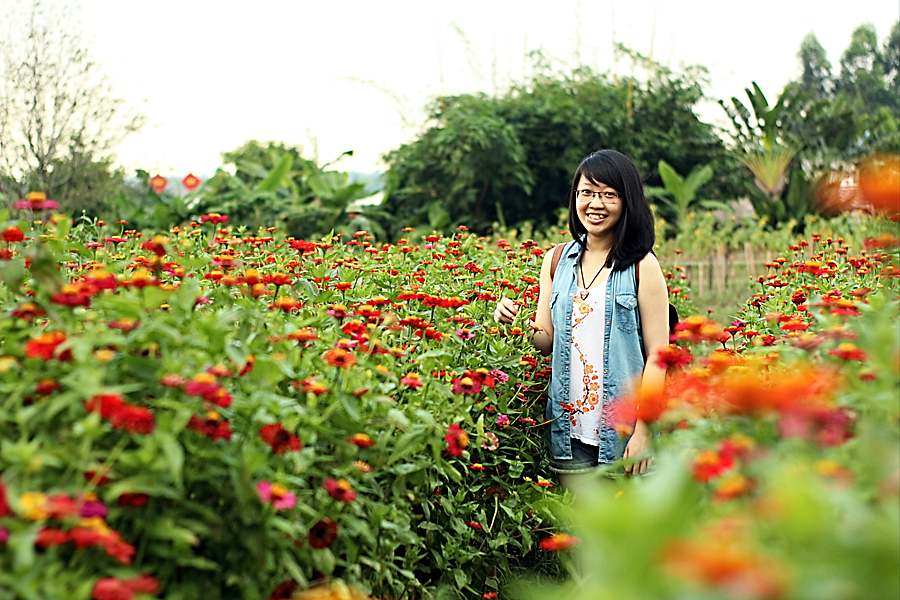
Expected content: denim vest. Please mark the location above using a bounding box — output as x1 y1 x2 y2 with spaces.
545 241 646 463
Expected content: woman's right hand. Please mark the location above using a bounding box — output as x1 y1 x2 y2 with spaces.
493 297 519 324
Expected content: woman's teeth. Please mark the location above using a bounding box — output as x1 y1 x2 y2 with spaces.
586 214 606 224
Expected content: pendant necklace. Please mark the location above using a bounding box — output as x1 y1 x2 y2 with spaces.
578 252 608 300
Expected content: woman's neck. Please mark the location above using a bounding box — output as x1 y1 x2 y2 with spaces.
583 234 613 256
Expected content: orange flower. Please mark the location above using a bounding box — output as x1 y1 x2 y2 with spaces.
539 533 579 551
348 433 375 448
322 348 356 368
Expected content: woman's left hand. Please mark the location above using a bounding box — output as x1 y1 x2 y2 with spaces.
623 420 652 476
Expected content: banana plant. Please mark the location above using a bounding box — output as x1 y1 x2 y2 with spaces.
645 160 713 237
719 83 811 230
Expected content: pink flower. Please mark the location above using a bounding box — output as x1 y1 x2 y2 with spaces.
489 368 509 384
256 481 297 511
455 328 475 341
496 414 510 429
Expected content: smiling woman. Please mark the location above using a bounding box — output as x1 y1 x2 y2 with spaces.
494 149 671 480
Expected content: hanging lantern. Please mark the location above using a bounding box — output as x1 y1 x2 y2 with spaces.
149 174 168 194
182 173 201 191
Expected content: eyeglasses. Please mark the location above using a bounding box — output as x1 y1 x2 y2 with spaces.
575 189 620 203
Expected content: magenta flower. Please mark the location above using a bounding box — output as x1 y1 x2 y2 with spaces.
14 192 59 210
256 481 297 511
496 414 510 429
79 499 108 518
0 528 8 545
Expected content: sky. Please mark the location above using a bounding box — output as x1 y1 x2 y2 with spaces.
15 1 900 177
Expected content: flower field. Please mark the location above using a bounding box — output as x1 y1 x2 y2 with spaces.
0 209 898 600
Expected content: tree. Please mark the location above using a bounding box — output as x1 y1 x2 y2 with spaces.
0 0 142 212
798 34 832 99
383 52 736 236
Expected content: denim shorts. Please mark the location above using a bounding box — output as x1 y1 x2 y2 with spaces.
548 438 601 474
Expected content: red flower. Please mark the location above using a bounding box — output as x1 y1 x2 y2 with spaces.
92 575 159 600
85 394 126 420
2 226 24 242
400 372 424 389
110 405 155 434
451 376 481 395
25 331 70 361
188 413 233 441
35 378 61 395
0 481 11 518
259 423 302 454
828 343 867 362
35 528 70 547
654 345 693 369
117 493 149 508
199 212 228 224
692 449 735 482
269 580 299 600
444 423 470 457
308 517 338 549
539 533 579 551
324 478 357 502
466 520 483 530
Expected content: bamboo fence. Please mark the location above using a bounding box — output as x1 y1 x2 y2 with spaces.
669 242 776 298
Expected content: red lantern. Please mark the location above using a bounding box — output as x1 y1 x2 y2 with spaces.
149 174 168 194
182 173 201 191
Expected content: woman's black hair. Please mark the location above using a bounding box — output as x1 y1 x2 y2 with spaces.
567 149 655 271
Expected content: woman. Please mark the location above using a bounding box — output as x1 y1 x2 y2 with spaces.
493 149 670 477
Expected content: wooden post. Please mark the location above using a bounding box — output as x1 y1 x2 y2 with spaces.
715 245 727 295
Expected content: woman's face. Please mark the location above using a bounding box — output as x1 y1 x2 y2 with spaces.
574 175 623 237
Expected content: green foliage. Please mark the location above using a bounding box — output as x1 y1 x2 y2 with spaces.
645 160 713 236
382 95 534 235
515 227 900 600
383 52 735 236
187 141 377 239
0 216 569 598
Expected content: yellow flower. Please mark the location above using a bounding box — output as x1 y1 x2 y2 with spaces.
0 356 18 373
18 492 49 520
94 349 116 362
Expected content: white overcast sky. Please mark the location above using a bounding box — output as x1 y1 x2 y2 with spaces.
26 1 900 176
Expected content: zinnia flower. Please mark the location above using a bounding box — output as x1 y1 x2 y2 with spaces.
25 331 70 361
323 348 356 368
308 517 338 549
259 423 302 454
445 423 469 457
324 478 357 503
539 533 579 551
348 433 375 448
92 575 159 600
257 481 297 511
400 372 424 389
451 376 481 395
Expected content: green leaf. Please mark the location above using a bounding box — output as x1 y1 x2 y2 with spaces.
158 432 185 488
256 154 294 193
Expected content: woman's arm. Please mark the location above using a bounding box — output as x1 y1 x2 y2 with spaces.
624 252 670 475
493 247 555 356
530 248 555 356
